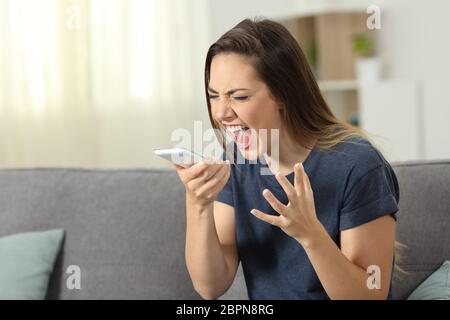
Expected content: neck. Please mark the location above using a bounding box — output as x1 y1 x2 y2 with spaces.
264 129 315 176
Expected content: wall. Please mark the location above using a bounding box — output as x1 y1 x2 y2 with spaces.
378 0 450 160
209 0 450 160
209 0 291 40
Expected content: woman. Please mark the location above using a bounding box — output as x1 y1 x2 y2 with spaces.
174 18 399 300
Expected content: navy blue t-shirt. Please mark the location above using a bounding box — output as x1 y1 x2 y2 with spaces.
216 137 399 300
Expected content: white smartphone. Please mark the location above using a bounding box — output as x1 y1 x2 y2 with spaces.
154 147 204 168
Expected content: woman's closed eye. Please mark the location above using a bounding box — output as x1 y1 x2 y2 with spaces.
232 96 249 101
208 94 249 101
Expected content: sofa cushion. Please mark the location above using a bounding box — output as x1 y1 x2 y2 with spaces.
407 260 450 300
0 229 64 299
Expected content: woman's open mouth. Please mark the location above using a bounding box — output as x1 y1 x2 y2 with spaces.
225 125 253 150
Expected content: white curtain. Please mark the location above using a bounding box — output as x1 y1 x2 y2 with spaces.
0 0 211 168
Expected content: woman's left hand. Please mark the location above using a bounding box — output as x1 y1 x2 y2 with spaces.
251 162 322 247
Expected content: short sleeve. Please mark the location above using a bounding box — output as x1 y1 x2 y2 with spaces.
339 161 399 230
215 151 234 207
215 169 234 207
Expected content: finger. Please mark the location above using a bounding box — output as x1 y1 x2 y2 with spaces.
196 163 229 196
173 164 185 171
199 162 223 182
185 160 209 180
251 209 282 227
206 163 231 198
294 163 305 196
302 164 313 193
205 160 229 180
188 160 229 194
174 164 193 185
186 159 224 181
275 172 297 204
262 189 287 216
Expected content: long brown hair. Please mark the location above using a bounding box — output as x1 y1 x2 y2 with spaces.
204 18 366 152
204 18 407 276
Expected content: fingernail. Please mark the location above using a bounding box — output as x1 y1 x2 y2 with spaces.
262 189 270 196
250 209 256 215
275 172 281 178
224 160 230 165
295 163 301 169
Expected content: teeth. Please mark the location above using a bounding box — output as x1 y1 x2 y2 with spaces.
226 125 246 132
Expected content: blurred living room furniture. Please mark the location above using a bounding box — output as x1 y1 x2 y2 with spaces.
0 160 449 299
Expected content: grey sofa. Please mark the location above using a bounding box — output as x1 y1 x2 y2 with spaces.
0 160 449 299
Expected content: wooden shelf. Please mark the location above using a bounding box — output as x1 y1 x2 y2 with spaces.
283 12 374 81
272 1 386 127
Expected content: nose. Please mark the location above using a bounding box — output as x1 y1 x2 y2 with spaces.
212 97 235 122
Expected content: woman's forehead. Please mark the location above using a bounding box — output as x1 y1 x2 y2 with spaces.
210 54 261 89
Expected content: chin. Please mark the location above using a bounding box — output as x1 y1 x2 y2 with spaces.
236 139 262 162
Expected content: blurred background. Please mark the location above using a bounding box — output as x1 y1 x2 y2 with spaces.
0 0 449 169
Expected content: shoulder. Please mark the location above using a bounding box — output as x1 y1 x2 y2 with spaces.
319 136 391 179
338 136 385 165
331 137 400 224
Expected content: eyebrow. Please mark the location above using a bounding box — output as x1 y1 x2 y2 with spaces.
207 87 250 95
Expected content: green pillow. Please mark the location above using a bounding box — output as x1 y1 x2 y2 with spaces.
0 229 65 300
407 261 450 300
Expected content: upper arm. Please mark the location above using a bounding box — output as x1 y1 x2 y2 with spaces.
213 200 239 281
340 214 396 295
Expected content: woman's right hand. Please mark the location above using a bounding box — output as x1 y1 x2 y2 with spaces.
174 159 231 207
